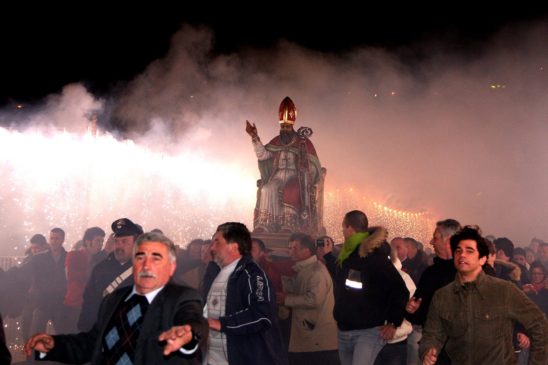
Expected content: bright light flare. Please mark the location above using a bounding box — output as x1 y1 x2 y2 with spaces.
0 127 435 253
0 127 256 250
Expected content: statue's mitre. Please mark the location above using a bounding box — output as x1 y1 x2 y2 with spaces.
278 96 297 125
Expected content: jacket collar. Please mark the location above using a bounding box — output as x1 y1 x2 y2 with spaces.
232 254 253 276
433 256 454 265
358 226 388 258
494 259 522 281
453 270 488 299
292 255 317 272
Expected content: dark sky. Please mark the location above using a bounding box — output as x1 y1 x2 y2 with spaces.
0 4 547 244
1 3 547 104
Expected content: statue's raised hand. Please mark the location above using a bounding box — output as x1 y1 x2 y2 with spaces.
245 120 258 138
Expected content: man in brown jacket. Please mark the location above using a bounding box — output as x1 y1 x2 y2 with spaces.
277 233 339 365
420 226 548 365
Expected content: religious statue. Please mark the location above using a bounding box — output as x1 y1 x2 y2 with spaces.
246 96 326 236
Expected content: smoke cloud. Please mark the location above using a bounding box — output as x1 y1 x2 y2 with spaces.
115 22 547 244
1 20 546 252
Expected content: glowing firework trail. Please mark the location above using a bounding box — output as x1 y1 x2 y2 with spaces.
0 127 434 254
0 127 256 252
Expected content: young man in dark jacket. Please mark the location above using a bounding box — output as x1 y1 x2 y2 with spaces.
420 226 548 365
326 210 409 365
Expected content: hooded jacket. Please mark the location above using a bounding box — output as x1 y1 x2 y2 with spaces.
332 226 409 331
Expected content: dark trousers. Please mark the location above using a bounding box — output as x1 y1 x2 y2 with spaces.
289 350 340 365
374 339 407 365
435 348 452 365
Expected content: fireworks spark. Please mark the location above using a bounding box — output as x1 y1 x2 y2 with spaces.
0 126 434 253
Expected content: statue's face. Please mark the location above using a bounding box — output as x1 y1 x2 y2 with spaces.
280 123 293 133
279 123 295 144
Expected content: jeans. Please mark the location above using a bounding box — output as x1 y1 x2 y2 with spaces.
338 328 385 365
407 325 422 365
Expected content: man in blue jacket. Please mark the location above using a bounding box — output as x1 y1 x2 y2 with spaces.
205 222 288 365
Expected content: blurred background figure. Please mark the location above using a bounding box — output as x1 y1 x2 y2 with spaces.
64 226 105 332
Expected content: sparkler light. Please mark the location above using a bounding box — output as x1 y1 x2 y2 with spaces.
324 189 435 245
0 126 257 252
0 126 434 254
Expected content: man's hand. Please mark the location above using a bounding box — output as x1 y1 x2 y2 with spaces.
423 347 438 365
406 297 422 314
158 325 194 356
378 324 396 341
522 284 537 294
24 333 55 356
317 238 334 257
517 332 530 349
208 318 221 331
245 120 258 139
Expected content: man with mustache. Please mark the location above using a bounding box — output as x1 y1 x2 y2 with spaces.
25 231 207 364
246 96 322 234
77 218 143 331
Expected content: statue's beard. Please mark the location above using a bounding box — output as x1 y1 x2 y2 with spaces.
280 130 296 145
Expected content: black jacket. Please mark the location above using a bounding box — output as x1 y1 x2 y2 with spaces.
25 248 67 310
407 256 456 326
42 283 207 365
78 252 133 331
331 227 409 331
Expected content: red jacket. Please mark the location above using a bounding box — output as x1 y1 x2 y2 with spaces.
64 249 91 307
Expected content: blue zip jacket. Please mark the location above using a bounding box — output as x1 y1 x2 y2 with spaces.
205 254 288 365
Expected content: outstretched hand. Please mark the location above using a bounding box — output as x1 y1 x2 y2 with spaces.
245 120 258 138
24 333 55 356
158 325 194 356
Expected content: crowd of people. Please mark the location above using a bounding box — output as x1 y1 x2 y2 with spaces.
0 211 547 364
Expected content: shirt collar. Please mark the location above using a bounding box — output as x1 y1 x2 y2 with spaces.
453 270 487 298
126 285 164 304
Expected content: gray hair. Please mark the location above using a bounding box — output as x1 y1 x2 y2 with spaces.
436 219 461 238
133 231 177 262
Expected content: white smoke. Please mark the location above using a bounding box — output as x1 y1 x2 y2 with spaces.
1 20 547 253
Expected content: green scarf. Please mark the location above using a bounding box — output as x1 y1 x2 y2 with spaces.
336 232 369 267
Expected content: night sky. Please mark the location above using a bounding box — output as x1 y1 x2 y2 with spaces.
1 3 547 104
0 4 547 244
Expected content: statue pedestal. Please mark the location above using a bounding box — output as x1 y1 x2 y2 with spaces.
251 231 291 250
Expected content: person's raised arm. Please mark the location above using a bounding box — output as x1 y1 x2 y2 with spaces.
245 120 259 140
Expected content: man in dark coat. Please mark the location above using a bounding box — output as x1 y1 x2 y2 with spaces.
24 231 207 365
78 218 142 331
324 210 409 365
26 228 68 334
